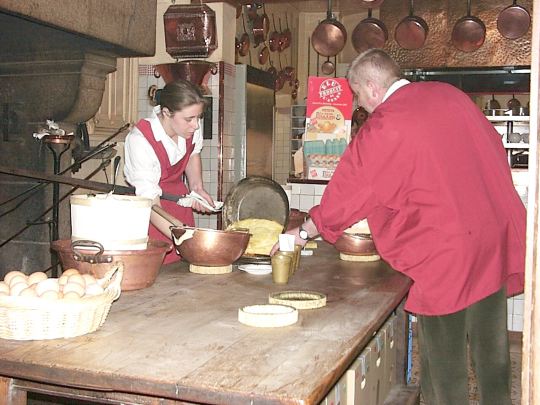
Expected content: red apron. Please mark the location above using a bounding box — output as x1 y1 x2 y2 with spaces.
135 120 195 264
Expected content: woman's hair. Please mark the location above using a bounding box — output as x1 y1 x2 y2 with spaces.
347 49 401 91
159 79 207 113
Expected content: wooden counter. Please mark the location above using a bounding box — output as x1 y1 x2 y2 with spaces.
0 242 412 405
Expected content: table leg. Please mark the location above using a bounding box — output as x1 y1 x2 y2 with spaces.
0 376 27 404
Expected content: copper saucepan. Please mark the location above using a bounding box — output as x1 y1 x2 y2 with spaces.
281 14 292 51
497 0 531 40
351 8 388 54
269 14 280 52
239 12 250 57
394 0 428 50
252 9 270 47
259 46 270 65
451 0 486 52
311 0 347 57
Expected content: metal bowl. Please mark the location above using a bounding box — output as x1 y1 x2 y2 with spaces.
51 239 171 291
334 233 377 256
170 227 250 267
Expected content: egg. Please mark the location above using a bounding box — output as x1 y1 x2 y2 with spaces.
39 290 60 300
63 291 82 300
28 272 48 285
0 291 8 297
62 282 85 297
8 275 28 288
67 274 86 288
85 283 104 296
82 274 97 285
4 270 26 285
19 287 38 297
10 282 28 296
35 278 60 296
58 275 69 286
62 268 80 277
0 281 9 294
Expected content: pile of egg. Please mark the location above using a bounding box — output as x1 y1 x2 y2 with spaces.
0 269 105 300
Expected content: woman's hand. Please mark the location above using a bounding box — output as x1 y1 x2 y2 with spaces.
190 187 215 213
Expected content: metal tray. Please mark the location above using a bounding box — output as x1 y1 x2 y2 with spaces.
223 176 289 230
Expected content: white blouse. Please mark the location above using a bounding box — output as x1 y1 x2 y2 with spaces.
124 106 203 200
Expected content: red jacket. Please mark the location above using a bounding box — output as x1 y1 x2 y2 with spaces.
310 81 526 315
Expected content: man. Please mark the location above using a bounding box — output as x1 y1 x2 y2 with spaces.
284 49 525 404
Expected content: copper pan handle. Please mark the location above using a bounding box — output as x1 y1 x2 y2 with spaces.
151 205 185 239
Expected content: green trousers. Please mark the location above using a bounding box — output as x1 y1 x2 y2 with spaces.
417 288 512 405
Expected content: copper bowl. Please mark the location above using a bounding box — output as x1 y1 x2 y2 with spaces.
171 227 250 267
334 233 377 256
51 239 172 291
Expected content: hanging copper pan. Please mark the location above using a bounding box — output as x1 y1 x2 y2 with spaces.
239 13 250 57
497 0 530 40
451 0 486 52
321 57 335 75
259 46 270 65
394 0 428 50
267 59 278 78
269 15 280 52
236 4 242 19
351 8 388 54
252 10 270 47
311 0 347 58
282 14 292 51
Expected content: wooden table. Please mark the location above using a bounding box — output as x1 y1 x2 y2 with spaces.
0 242 412 404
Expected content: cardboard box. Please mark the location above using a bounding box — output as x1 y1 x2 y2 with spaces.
303 77 353 181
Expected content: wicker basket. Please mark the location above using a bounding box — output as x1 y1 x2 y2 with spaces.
0 265 123 341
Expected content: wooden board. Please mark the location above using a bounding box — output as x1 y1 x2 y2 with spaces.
0 242 411 405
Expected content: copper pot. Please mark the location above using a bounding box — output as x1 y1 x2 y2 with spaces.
170 227 250 267
351 8 388 54
239 13 250 57
154 61 217 94
311 0 347 58
497 0 530 40
51 239 172 291
394 0 428 50
451 0 486 52
334 233 377 256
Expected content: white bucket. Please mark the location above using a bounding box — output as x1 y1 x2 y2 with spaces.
70 194 153 250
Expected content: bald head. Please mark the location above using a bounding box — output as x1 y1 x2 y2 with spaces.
347 49 401 112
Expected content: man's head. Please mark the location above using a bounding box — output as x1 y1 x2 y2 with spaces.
347 49 401 113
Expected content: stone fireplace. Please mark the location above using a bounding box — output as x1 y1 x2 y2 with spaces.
0 1 156 274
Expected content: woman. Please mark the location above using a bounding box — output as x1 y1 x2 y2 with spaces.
124 79 215 264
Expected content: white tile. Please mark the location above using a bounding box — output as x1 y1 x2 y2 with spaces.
291 183 301 196
512 315 524 332
314 185 327 196
314 195 322 206
291 194 300 209
507 315 513 331
513 299 524 315
299 195 315 211
514 293 524 301
507 299 514 315
300 184 315 195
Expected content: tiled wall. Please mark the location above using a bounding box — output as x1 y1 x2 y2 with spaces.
287 180 528 332
274 106 292 185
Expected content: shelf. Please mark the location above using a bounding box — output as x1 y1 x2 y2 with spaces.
487 116 529 122
504 143 529 149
